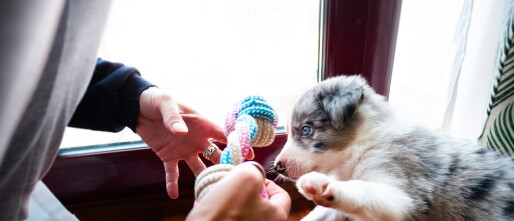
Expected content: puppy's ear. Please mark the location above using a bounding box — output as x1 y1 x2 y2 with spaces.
315 76 364 130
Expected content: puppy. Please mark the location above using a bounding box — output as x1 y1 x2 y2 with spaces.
274 75 514 221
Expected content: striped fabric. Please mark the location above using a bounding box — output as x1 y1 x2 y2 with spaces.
480 8 514 158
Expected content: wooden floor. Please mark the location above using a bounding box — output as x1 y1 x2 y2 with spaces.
73 184 315 221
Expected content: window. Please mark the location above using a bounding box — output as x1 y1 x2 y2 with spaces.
60 0 321 148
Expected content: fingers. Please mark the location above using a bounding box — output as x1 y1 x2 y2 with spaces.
185 163 259 221
246 147 255 160
164 161 180 199
180 113 200 119
265 179 292 214
219 162 265 196
206 146 223 164
181 108 226 145
209 123 227 143
186 156 207 177
192 161 265 207
176 102 198 114
159 96 188 135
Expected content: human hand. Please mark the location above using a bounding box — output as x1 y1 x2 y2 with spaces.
137 87 252 198
186 162 291 221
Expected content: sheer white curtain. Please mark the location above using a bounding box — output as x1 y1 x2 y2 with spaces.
390 0 464 132
390 0 513 140
442 0 513 140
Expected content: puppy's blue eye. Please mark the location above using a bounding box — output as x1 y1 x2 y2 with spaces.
302 126 312 136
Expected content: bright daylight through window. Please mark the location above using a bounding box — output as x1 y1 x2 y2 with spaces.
60 0 320 148
389 0 464 133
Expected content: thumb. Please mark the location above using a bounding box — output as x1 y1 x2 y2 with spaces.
159 97 188 135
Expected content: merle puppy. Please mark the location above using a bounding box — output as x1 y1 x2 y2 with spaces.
274 75 514 221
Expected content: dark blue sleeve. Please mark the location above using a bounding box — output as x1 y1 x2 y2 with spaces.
68 58 155 132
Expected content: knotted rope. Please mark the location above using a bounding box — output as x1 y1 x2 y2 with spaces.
194 96 278 201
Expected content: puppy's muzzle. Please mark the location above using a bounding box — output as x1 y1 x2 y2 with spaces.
274 161 287 175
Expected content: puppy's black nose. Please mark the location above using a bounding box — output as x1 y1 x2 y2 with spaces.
274 161 286 175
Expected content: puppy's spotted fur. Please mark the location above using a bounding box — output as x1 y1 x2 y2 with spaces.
274 75 514 221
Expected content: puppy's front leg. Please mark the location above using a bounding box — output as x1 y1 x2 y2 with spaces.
297 172 413 221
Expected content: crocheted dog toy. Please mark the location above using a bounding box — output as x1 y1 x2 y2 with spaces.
194 96 278 201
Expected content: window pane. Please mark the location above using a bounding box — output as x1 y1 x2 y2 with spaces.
60 0 320 148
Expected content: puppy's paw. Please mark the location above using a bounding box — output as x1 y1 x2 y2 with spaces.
297 172 335 208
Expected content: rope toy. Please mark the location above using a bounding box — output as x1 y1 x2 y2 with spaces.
194 96 278 201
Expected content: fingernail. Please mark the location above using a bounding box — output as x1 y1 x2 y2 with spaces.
171 122 188 133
